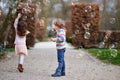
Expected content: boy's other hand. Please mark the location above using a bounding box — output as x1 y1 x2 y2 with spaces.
51 38 56 42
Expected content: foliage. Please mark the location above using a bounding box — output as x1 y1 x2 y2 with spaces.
0 0 24 43
0 48 14 60
0 43 14 58
87 48 120 65
66 36 72 43
7 48 14 52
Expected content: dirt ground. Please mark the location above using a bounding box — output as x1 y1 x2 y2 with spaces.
0 42 120 80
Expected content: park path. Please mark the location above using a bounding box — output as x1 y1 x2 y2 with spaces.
0 42 120 80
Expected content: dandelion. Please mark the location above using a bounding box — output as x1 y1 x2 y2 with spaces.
110 49 118 57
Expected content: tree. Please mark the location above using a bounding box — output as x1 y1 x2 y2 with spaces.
0 0 24 43
116 0 120 29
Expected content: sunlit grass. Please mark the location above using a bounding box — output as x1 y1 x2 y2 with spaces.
87 48 120 65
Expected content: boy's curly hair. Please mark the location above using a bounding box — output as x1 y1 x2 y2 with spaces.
54 19 65 28
17 21 27 37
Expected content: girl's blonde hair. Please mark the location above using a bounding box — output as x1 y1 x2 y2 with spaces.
54 19 65 28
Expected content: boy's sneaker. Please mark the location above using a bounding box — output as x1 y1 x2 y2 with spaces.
51 72 61 77
61 72 65 76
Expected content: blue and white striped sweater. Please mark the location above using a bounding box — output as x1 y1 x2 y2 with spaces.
56 29 66 49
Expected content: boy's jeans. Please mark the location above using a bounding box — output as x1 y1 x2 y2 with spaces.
56 48 66 73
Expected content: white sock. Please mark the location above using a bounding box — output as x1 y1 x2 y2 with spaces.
19 55 24 64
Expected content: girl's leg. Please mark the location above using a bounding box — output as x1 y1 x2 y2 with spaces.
19 54 25 65
18 53 25 72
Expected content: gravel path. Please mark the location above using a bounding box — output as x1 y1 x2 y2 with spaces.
0 42 120 80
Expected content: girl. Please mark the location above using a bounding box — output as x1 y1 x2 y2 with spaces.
14 13 29 72
51 19 66 77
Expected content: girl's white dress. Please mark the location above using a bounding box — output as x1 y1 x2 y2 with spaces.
14 19 28 56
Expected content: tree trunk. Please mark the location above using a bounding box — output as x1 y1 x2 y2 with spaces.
0 0 23 43
60 0 67 20
102 0 107 30
0 8 12 43
116 0 120 29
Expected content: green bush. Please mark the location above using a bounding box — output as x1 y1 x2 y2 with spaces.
66 36 72 43
0 48 14 56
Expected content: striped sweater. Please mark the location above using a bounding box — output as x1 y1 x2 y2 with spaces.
56 29 66 49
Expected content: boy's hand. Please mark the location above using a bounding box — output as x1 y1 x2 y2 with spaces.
51 38 56 42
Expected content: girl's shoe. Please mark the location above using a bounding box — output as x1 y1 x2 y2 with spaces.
17 64 24 72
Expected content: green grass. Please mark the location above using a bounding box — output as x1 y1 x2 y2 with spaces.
87 48 120 65
7 48 14 52
0 48 14 59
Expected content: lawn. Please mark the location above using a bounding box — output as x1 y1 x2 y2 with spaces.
87 48 120 65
